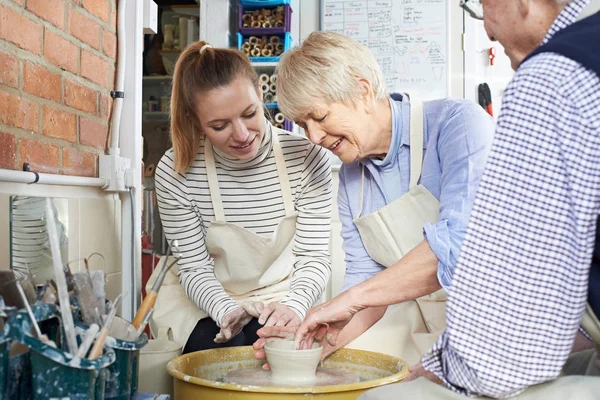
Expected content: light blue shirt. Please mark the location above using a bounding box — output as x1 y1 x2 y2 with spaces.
339 94 495 291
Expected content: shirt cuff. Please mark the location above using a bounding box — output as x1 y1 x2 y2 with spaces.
280 295 309 320
423 220 453 289
214 300 240 327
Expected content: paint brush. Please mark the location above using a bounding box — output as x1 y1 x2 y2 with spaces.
45 198 78 355
15 280 56 348
76 323 99 358
88 292 124 360
135 308 153 337
131 240 179 329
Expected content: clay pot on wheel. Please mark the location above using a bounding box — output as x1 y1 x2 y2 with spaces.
264 339 323 385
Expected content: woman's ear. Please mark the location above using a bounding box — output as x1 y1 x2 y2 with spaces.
358 78 376 114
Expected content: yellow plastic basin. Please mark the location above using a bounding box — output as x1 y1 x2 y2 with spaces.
167 346 409 399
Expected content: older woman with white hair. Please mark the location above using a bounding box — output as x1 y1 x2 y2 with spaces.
253 31 495 366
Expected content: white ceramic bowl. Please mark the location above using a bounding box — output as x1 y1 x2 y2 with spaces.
264 339 323 385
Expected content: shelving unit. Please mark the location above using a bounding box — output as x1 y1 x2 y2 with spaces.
238 1 294 132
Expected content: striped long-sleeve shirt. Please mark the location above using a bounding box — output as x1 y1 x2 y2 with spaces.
155 123 332 327
422 0 600 397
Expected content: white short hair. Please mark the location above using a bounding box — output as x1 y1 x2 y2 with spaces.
276 31 388 122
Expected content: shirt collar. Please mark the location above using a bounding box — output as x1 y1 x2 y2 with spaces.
544 0 590 43
372 96 403 170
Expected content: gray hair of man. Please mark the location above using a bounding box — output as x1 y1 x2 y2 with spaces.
275 31 388 123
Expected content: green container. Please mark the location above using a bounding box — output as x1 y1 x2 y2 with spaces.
78 316 148 400
0 331 8 400
7 303 116 400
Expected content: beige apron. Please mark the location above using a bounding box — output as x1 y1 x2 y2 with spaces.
346 96 447 365
148 128 298 346
358 305 600 399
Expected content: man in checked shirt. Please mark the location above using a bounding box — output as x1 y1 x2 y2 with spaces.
356 0 600 398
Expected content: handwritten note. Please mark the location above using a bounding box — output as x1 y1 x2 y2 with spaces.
321 0 448 99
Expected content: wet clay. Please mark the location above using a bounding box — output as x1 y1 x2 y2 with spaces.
224 366 361 386
264 339 322 385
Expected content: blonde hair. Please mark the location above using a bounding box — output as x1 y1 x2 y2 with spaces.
170 41 259 172
276 31 388 122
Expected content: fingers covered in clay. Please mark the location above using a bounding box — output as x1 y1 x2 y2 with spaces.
214 307 252 343
241 301 265 318
259 302 301 327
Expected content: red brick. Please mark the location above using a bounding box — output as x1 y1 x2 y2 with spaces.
0 5 43 54
64 79 97 113
23 62 62 102
44 31 79 74
26 0 65 29
102 29 116 59
19 138 60 173
81 50 111 87
82 0 109 22
80 117 107 149
63 147 95 176
0 51 19 88
0 92 39 132
69 8 100 49
0 132 17 169
42 105 77 142
99 93 112 119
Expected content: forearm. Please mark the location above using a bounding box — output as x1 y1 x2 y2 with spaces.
349 240 441 309
281 258 331 318
332 306 387 350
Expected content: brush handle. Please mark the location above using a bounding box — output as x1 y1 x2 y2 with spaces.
88 327 109 360
132 291 157 329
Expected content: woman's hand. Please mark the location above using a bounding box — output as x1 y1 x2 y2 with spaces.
214 307 252 343
242 301 301 327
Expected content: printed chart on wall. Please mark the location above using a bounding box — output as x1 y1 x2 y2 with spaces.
321 0 448 100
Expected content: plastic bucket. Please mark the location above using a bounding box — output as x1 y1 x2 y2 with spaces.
78 316 148 400
7 303 115 400
0 325 8 400
138 327 182 396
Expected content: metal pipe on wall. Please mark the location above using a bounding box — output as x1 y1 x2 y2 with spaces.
0 169 107 187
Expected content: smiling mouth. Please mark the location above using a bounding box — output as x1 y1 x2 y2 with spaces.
328 138 343 150
231 136 256 149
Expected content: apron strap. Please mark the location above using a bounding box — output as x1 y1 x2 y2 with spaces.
204 125 295 222
408 95 425 190
204 138 226 222
356 164 366 219
271 127 295 216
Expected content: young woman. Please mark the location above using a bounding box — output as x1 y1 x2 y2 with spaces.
152 41 332 354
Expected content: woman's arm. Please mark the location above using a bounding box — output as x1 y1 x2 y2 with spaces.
155 151 239 326
280 145 333 318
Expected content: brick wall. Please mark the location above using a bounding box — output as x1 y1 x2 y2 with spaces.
0 0 117 177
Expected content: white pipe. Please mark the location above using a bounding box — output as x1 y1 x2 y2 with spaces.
108 0 128 155
0 169 107 187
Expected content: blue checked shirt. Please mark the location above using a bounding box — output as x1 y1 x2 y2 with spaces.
422 0 600 397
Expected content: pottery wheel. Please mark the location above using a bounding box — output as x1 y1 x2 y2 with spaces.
224 366 361 387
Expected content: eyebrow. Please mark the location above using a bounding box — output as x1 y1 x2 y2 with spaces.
207 104 255 124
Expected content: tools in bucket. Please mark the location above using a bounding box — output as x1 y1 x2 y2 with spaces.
241 35 285 58
241 6 286 29
132 240 181 331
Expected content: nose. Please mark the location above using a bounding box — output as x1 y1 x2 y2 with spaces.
304 121 326 146
232 120 250 142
